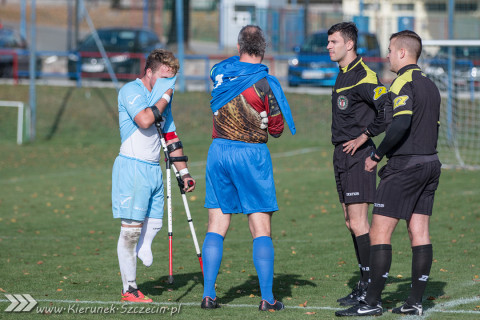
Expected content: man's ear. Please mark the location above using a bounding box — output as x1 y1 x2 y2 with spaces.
346 39 354 52
399 48 406 59
237 43 240 54
145 68 152 78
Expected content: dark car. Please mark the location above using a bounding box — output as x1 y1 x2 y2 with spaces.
67 27 164 80
287 31 382 87
0 26 42 78
425 46 480 87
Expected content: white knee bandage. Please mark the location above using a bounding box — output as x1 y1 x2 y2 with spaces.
118 219 142 292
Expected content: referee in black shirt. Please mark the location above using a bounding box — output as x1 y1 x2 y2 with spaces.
336 30 441 317
327 22 388 306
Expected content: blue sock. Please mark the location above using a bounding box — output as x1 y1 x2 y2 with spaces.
202 232 224 299
253 236 275 304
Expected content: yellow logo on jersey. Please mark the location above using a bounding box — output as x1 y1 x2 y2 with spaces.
393 95 409 109
373 86 387 100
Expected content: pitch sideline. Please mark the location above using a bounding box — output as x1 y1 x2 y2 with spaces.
1 296 479 315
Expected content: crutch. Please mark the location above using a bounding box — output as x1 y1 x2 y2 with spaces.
153 119 203 284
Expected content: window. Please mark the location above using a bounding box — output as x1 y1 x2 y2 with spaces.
364 3 381 11
425 2 446 12
393 3 414 11
456 2 477 11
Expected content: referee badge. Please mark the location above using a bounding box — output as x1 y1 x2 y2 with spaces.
337 95 348 110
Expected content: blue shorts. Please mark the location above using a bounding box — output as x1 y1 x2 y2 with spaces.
112 154 164 221
204 138 278 214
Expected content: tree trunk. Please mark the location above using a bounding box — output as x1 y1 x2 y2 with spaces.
167 0 190 46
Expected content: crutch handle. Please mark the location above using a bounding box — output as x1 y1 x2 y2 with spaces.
188 180 194 187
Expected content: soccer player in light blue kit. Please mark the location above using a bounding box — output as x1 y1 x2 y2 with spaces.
200 25 296 311
112 49 195 303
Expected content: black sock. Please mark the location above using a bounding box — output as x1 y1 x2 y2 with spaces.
406 244 433 305
365 244 392 305
351 233 363 279
356 233 371 283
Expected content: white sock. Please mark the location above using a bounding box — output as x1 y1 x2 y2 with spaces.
136 217 163 267
117 220 142 292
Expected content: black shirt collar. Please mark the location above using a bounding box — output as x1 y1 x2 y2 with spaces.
340 56 362 73
397 64 420 76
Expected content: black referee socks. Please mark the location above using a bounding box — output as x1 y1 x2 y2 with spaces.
356 233 371 283
406 244 433 305
365 244 392 305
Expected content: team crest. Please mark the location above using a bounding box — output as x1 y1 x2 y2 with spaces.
337 95 348 110
373 86 387 100
393 95 409 109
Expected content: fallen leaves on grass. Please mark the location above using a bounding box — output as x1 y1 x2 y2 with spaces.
298 301 307 307
305 311 316 315
440 268 448 272
0 288 6 292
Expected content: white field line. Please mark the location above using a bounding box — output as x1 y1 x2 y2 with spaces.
423 296 480 317
1 296 479 314
0 147 322 185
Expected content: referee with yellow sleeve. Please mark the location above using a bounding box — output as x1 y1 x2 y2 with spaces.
336 30 441 317
327 22 388 307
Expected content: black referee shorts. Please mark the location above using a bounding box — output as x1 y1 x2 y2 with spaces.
333 140 377 204
372 155 441 220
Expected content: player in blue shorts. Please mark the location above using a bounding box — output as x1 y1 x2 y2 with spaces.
112 49 195 303
200 25 296 311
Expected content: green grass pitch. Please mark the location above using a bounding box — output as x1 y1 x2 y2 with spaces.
0 85 479 319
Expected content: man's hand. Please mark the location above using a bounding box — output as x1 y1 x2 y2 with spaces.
343 133 369 155
182 173 195 192
365 156 378 172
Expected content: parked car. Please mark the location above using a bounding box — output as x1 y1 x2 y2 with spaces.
67 27 164 80
287 31 382 87
0 25 42 78
424 46 480 87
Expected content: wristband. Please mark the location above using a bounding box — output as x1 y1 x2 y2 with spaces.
370 151 381 162
162 93 171 104
179 168 189 177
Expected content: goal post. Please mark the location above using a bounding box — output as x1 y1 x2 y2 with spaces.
420 40 480 170
0 101 26 145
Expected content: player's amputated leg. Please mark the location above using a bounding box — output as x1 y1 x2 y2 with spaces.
202 232 224 300
136 217 163 267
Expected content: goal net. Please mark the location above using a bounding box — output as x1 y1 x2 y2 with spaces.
419 40 480 170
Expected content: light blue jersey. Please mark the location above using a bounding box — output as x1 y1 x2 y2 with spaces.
113 77 177 220
118 78 176 163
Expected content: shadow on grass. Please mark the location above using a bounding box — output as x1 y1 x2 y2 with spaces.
346 274 446 310
140 272 204 301
140 272 316 305
46 87 117 140
220 273 317 304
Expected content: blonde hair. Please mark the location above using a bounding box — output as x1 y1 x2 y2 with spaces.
144 49 180 75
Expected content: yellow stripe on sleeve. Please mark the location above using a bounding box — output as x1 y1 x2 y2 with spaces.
393 110 413 117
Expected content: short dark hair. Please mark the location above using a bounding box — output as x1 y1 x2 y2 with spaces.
144 49 179 75
237 25 267 58
328 22 358 51
390 30 422 60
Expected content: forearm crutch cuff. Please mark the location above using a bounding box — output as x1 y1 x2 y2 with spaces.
149 105 163 123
